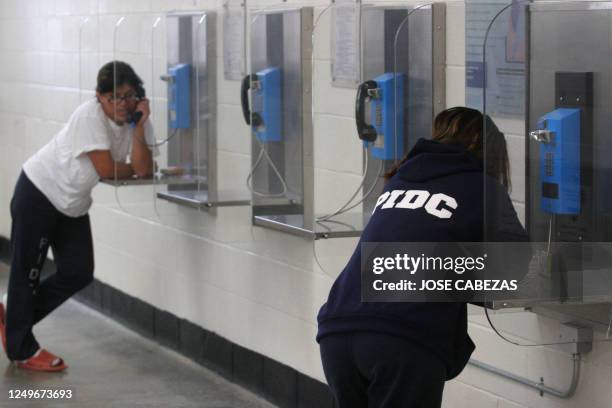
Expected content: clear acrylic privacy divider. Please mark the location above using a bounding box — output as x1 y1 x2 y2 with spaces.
197 4 250 215
393 3 444 156
310 0 366 241
101 15 159 220
77 15 103 196
78 17 121 210
196 0 256 242
309 1 363 276
78 16 100 104
245 5 314 236
305 0 363 277
357 0 444 217
482 1 612 346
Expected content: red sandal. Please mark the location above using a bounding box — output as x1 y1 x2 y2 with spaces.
17 349 68 372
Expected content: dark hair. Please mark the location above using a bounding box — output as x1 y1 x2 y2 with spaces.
384 106 511 190
96 61 143 94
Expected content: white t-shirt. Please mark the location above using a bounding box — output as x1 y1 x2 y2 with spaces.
23 98 157 218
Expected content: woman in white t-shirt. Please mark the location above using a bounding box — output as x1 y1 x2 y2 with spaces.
0 61 157 371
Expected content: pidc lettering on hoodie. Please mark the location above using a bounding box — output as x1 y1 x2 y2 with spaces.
373 190 458 219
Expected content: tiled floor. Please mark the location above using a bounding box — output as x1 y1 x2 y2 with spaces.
0 262 277 408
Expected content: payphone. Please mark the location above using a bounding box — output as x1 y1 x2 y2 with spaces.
356 72 405 161
164 63 192 130
242 68 282 143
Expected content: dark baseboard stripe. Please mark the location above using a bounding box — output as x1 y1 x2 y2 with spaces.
0 236 333 408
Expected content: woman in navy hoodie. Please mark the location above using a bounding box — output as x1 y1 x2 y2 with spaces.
317 107 528 408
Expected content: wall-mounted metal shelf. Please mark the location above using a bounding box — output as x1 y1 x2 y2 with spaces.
157 189 250 209
101 174 207 187
253 212 370 240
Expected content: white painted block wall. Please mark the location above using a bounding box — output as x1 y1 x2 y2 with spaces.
2 1 612 407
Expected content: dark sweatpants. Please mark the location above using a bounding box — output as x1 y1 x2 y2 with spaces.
320 332 446 408
6 171 94 361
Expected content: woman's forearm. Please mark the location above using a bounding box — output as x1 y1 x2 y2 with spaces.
112 162 135 179
131 125 154 177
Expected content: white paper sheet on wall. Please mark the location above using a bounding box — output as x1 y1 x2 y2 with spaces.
223 7 245 81
332 4 360 88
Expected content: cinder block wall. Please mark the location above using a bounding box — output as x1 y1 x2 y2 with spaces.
1 1 612 407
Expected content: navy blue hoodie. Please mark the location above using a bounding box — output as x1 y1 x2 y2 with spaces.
316 138 527 380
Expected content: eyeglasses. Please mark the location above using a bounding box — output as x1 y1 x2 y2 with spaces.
105 93 139 104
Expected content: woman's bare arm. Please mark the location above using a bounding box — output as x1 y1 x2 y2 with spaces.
86 150 134 179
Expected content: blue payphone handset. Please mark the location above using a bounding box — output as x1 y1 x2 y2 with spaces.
355 73 405 160
530 108 581 215
241 67 282 142
161 63 191 129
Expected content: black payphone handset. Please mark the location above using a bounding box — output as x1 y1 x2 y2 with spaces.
130 83 146 127
355 80 378 143
241 74 262 127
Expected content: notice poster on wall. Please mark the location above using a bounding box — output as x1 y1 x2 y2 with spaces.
331 1 361 88
223 2 246 81
465 0 527 119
